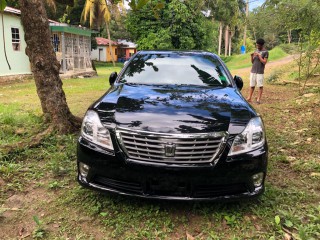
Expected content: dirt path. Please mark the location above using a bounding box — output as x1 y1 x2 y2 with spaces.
231 54 297 79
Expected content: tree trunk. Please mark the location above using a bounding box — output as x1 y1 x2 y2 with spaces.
228 30 232 56
243 0 249 47
106 21 116 66
288 29 292 44
253 27 257 42
243 24 247 47
19 0 81 134
224 25 229 57
218 21 223 55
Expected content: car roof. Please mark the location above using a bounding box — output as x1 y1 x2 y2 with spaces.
137 50 219 58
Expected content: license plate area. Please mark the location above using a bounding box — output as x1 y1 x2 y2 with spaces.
146 176 191 197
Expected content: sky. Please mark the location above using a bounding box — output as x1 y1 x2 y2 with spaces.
249 0 266 11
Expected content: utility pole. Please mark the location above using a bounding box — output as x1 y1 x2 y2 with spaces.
243 0 249 47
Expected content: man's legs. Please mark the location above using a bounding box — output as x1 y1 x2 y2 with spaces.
247 73 256 102
256 74 264 103
257 86 263 103
247 87 255 102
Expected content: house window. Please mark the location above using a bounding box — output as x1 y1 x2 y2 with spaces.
115 48 118 55
11 28 20 51
51 33 60 52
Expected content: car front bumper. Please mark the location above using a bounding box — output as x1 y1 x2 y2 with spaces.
77 137 268 201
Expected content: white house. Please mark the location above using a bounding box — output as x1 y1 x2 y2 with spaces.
0 7 95 80
0 7 31 78
91 37 118 62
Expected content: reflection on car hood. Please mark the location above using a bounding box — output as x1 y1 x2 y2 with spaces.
94 84 256 135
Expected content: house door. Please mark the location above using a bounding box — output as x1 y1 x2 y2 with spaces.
99 49 103 61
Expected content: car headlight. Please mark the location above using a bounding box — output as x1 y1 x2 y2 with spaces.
228 117 265 156
81 110 114 150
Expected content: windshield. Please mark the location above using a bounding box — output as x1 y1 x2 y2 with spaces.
119 52 231 87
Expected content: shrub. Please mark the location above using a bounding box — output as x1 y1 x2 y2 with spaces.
266 69 283 83
278 43 300 54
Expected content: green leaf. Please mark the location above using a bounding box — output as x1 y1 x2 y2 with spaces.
155 3 165 9
275 215 281 225
100 212 108 217
129 0 150 11
33 215 41 226
0 0 7 11
128 0 136 11
136 0 150 9
285 220 293 228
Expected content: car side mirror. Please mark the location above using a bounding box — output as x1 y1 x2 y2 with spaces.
234 75 243 90
109 72 117 86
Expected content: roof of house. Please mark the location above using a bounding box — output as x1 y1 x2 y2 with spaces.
96 37 118 46
50 23 92 37
4 6 20 15
117 39 137 48
4 7 90 35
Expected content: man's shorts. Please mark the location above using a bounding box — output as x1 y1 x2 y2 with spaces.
250 73 264 87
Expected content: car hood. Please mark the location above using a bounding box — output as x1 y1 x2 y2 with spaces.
94 84 256 135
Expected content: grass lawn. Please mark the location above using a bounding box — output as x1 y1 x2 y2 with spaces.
0 59 319 239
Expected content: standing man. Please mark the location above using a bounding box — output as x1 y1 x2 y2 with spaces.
247 38 268 104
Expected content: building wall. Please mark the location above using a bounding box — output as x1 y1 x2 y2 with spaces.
106 45 118 62
0 13 31 77
51 32 93 73
91 45 118 62
91 46 107 62
125 48 137 60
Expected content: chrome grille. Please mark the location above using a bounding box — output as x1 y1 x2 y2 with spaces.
116 128 228 164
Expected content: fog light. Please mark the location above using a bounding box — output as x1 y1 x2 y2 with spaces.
79 162 90 178
252 172 264 187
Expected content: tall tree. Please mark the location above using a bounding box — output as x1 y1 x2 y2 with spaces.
18 0 81 134
109 17 132 41
126 0 214 50
205 0 246 55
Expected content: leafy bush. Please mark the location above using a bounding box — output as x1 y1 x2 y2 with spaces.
279 43 300 54
266 69 283 83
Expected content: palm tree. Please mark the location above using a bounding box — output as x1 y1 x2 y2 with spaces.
82 0 124 66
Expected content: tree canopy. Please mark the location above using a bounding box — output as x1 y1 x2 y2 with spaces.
248 0 320 47
126 0 215 50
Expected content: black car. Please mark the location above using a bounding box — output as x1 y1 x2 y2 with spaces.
77 50 268 201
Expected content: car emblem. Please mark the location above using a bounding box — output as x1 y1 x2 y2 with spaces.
164 143 176 157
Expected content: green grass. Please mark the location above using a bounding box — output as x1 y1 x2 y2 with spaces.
0 104 43 146
224 46 288 70
0 60 319 239
0 62 122 118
